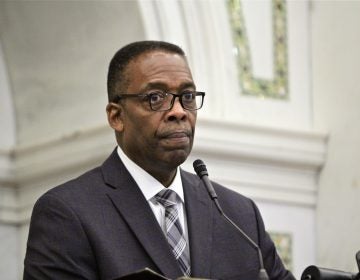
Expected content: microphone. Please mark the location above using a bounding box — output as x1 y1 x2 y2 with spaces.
300 266 355 280
193 159 269 280
301 250 360 280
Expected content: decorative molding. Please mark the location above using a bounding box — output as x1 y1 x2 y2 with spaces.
0 149 18 224
13 126 114 185
137 0 188 47
0 125 115 224
0 149 14 185
0 185 18 224
228 0 289 99
269 231 293 271
194 118 326 169
0 119 327 224
184 118 327 206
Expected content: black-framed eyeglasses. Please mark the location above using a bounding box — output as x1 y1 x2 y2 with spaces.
112 91 205 112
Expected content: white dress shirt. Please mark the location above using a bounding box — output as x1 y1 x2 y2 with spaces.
116 147 189 243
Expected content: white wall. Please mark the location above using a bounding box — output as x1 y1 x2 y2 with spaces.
0 0 145 146
257 201 316 278
0 225 18 280
0 41 16 149
0 30 18 280
312 0 360 273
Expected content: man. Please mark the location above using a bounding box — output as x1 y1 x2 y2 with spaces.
24 41 295 280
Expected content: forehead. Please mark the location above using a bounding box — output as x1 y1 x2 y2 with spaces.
125 50 194 90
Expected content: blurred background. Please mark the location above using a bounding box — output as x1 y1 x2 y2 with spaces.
0 0 360 279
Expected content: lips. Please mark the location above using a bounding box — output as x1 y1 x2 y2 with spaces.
158 130 192 146
165 132 190 138
159 130 192 139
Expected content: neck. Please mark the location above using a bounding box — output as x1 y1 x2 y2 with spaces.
117 146 179 187
150 168 177 187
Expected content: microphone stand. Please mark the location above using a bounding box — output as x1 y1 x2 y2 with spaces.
193 160 269 280
213 200 269 280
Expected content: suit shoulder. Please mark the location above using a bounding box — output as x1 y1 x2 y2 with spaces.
181 168 254 210
39 166 104 204
212 180 255 210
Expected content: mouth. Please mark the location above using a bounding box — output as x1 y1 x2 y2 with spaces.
159 130 192 147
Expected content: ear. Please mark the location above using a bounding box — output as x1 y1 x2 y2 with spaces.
106 103 124 132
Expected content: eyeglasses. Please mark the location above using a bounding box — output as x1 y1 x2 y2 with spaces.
112 91 205 112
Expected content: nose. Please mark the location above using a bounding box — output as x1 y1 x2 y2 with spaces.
165 98 187 122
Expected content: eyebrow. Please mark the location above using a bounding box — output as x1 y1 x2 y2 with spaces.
142 81 196 92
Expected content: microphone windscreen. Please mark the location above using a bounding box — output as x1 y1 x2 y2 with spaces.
193 159 208 177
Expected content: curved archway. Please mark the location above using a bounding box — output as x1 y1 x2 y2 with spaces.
0 40 16 149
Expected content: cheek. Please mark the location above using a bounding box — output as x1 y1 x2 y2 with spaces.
129 118 159 145
125 111 175 146
189 113 197 129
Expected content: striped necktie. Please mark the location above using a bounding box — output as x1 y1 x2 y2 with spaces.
155 189 191 277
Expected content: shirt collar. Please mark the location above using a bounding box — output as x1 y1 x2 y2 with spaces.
117 146 185 203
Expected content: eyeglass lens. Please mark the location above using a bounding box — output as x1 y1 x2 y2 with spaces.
150 93 203 111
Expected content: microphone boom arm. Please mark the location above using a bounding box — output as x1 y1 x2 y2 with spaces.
193 159 269 280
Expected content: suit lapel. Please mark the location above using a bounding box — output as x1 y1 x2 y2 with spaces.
181 170 213 278
101 150 183 279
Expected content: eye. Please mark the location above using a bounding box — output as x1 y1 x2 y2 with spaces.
148 92 165 104
182 91 195 102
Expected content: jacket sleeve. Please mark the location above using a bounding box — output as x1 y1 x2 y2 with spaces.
251 200 296 280
24 193 98 280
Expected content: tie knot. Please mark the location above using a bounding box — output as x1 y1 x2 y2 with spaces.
155 189 178 208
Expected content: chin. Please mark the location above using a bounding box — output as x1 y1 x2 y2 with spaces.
164 150 189 167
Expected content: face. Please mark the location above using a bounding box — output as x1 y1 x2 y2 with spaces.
107 50 197 185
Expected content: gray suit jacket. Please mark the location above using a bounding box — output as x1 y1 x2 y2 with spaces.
24 149 295 280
